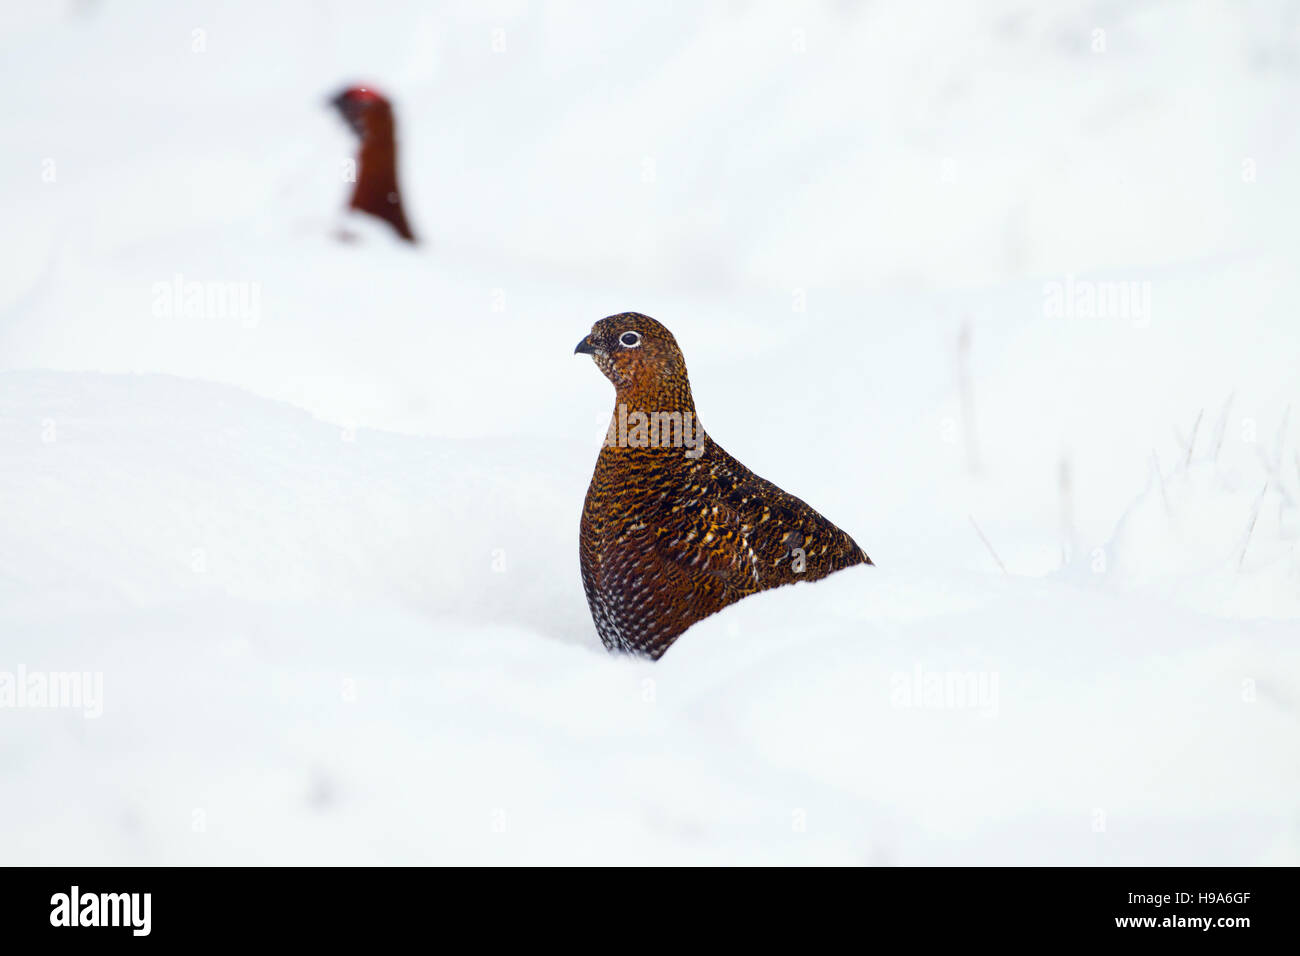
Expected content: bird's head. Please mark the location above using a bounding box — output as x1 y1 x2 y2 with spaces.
329 85 394 140
575 312 694 408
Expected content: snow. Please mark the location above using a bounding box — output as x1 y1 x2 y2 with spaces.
1 0 1298 864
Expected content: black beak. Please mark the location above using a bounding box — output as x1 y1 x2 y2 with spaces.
574 336 596 355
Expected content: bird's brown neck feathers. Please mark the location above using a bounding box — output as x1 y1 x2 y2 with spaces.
615 370 696 419
350 113 415 242
601 357 705 459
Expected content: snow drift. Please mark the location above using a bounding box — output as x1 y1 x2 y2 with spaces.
1 0 1298 864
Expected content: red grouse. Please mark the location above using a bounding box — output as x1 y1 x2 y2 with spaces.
329 85 417 242
576 313 871 659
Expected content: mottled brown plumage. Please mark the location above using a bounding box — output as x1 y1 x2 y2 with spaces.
576 312 872 659
330 86 417 243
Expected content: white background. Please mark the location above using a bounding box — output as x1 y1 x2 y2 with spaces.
0 0 1297 863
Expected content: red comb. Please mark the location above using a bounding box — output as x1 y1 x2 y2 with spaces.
341 86 386 103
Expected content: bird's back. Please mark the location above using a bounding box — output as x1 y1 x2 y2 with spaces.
580 433 869 658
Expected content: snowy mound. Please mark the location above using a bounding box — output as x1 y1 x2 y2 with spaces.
2 372 1298 865
0 371 592 635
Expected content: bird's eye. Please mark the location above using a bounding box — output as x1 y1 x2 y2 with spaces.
620 331 641 348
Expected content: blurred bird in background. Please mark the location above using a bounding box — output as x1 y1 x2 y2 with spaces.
329 85 418 243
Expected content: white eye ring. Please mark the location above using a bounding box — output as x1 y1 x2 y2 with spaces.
620 331 641 348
